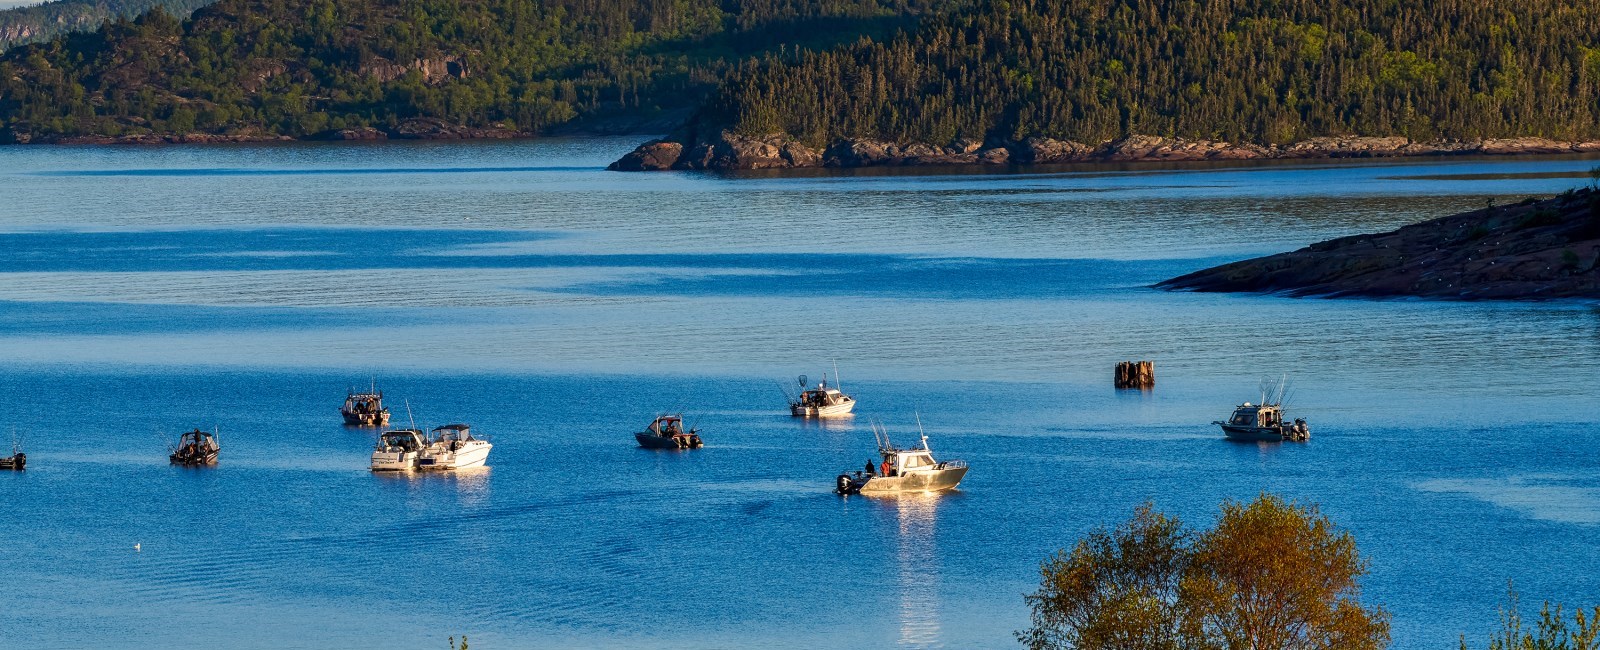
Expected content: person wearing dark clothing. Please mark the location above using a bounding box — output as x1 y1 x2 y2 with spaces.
865 459 876 475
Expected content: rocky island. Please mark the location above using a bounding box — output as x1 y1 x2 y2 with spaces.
1158 189 1600 300
609 129 1600 171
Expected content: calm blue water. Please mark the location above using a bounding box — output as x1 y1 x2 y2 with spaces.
0 139 1596 649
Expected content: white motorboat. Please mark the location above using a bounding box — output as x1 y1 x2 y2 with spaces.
835 422 967 494
789 372 855 418
371 429 426 471
418 424 492 470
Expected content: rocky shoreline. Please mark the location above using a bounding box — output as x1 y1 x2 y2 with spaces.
1157 190 1600 300
608 129 1600 171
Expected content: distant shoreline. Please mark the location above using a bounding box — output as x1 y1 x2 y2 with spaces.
609 130 1600 171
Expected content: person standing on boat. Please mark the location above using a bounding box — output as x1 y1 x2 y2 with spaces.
880 459 892 477
865 459 876 475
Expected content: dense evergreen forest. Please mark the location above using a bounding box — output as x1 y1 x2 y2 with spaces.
706 0 1600 147
0 0 213 51
0 0 948 140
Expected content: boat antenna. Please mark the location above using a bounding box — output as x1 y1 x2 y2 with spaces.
832 360 842 391
213 425 220 448
405 399 417 431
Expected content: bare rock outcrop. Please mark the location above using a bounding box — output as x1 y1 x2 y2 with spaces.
1159 190 1600 300
359 56 469 85
606 131 1600 172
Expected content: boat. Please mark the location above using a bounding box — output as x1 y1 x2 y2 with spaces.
371 429 427 471
1213 379 1308 442
169 428 220 466
789 372 856 418
0 441 23 471
835 422 967 494
1215 402 1309 442
418 424 493 470
341 385 391 426
633 414 703 450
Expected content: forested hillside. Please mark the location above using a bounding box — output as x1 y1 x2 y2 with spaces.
706 0 1600 148
0 0 948 141
0 0 212 51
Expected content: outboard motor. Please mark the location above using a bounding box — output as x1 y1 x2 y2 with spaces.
836 473 855 494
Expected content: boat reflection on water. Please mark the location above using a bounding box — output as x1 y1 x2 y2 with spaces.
875 492 946 647
796 415 857 434
371 466 493 506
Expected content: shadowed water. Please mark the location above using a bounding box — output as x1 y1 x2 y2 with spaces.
0 139 1596 649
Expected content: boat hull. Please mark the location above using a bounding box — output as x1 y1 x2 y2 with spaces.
852 466 968 494
635 432 702 449
418 442 492 470
342 410 390 426
790 401 855 418
370 450 418 471
1 453 24 470
1220 424 1306 442
169 451 218 466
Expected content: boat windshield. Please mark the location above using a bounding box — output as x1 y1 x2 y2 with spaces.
381 431 421 448
1229 409 1258 426
901 453 934 469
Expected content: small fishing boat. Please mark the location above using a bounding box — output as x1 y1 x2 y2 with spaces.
169 428 220 466
0 441 24 470
341 386 391 427
634 414 703 450
1215 402 1309 442
835 422 967 494
789 372 855 418
418 424 493 470
371 429 427 471
1214 378 1308 442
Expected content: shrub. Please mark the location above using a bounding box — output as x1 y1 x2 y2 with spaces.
1021 495 1391 650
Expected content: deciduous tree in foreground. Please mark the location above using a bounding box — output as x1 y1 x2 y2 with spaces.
1020 494 1390 650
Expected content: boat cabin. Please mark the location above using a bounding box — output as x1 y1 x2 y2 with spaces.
1227 402 1283 428
647 416 687 436
170 428 220 466
344 391 383 411
799 385 850 407
431 424 475 441
377 429 426 452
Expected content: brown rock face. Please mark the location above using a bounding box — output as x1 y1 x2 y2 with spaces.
1159 190 1600 300
1016 137 1093 163
1476 137 1576 155
322 127 388 141
607 139 682 171
1278 136 1411 157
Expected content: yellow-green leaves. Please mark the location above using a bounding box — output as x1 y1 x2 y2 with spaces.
1021 495 1391 650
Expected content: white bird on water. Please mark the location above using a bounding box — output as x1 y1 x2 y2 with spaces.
134 542 141 552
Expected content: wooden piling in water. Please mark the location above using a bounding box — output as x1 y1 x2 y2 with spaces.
1114 361 1155 389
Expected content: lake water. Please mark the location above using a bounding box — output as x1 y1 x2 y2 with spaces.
0 139 1596 649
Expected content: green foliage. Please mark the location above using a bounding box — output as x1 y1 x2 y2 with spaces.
1461 586 1600 650
0 0 951 139
1020 505 1188 650
0 0 215 51
1021 495 1391 650
707 0 1600 148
